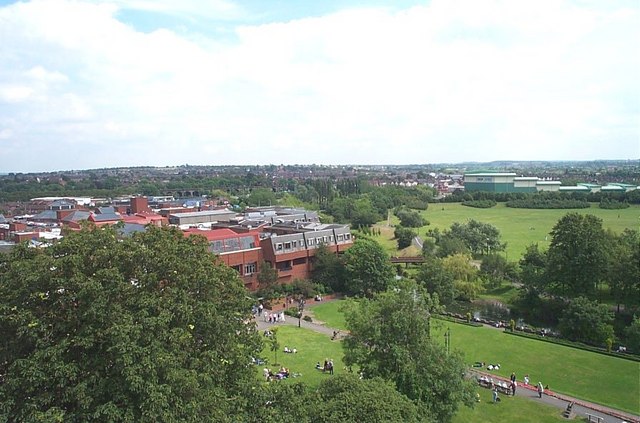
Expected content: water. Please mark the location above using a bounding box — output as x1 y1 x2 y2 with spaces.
446 300 525 326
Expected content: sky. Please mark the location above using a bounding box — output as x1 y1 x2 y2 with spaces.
0 0 638 173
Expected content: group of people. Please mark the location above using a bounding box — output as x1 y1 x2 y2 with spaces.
478 371 545 403
283 346 297 354
263 366 291 382
316 359 334 375
263 310 286 324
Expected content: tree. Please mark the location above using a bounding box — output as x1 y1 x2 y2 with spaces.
258 260 279 288
609 229 640 313
342 280 475 422
519 244 548 297
624 316 640 353
312 374 419 422
442 253 483 301
547 213 608 299
446 219 504 256
416 257 456 306
436 236 469 258
0 226 262 422
343 238 394 298
311 243 345 293
268 327 281 366
558 296 614 346
480 254 517 289
394 207 426 228
394 226 417 249
350 197 381 227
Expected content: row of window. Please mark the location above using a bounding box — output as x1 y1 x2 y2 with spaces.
274 233 351 252
231 261 257 276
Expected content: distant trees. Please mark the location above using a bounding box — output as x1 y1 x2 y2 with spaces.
394 226 417 249
435 219 503 257
393 206 427 228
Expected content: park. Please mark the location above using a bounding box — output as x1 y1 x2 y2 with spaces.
257 299 640 422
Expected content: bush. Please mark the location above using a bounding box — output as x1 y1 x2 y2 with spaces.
303 315 313 322
506 199 589 209
462 200 496 208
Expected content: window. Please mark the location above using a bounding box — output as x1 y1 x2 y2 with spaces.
284 242 291 250
293 257 306 266
292 240 297 248
307 238 314 246
345 234 351 240
337 234 344 241
276 243 283 251
211 240 224 253
231 264 242 274
224 238 240 252
239 236 256 249
244 262 257 275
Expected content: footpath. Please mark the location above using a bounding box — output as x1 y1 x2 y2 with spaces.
254 298 640 423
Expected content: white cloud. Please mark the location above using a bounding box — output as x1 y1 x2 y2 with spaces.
0 0 638 172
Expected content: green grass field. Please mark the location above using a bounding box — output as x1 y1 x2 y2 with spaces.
372 203 640 261
256 324 598 422
307 300 640 414
421 202 640 260
453 388 587 423
257 325 346 387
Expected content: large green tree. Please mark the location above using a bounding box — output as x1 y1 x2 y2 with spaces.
546 213 608 299
558 296 614 346
416 257 456 306
608 229 640 313
343 238 394 298
0 226 262 422
311 243 346 293
445 219 504 256
342 280 475 422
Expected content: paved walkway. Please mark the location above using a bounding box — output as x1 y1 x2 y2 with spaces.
254 300 640 423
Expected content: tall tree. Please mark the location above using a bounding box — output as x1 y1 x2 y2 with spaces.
546 213 608 299
311 243 345 293
342 280 475 422
0 226 262 422
446 219 504 256
416 257 456 306
558 296 614 346
519 243 548 297
343 238 394 298
608 229 640 314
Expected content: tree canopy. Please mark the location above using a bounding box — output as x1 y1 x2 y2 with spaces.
342 280 475 422
0 226 262 422
343 238 394 298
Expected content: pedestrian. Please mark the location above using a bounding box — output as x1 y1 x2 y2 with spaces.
329 359 334 375
511 380 517 395
537 382 544 398
524 374 530 386
510 372 516 383
492 387 499 403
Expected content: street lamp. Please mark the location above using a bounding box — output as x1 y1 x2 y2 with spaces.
444 327 451 354
298 298 305 328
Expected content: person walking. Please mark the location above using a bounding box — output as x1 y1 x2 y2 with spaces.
537 382 544 398
492 387 499 403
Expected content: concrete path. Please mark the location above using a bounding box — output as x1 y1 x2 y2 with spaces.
253 300 640 423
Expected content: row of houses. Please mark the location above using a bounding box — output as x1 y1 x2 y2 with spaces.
0 197 354 291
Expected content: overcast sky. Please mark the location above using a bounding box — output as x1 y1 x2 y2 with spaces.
1 0 638 172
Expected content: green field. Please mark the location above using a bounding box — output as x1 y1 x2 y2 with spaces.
453 388 588 423
257 324 601 422
257 325 346 387
308 300 640 414
374 203 640 260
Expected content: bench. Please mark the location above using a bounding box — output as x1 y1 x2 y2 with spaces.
585 413 605 423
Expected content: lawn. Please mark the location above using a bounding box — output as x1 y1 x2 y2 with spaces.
306 300 640 414
256 325 346 388
431 319 640 415
382 202 639 261
453 387 582 423
255 324 599 422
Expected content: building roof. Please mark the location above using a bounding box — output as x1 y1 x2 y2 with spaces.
97 206 116 214
0 214 7 224
536 181 562 185
464 172 517 177
170 209 234 219
600 185 625 191
61 211 91 222
32 210 59 221
514 177 539 181
184 228 242 242
89 212 122 222
577 183 601 188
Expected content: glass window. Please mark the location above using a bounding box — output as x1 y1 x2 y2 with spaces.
211 240 224 253
240 236 256 250
244 262 257 275
276 243 283 251
224 237 240 252
284 242 291 250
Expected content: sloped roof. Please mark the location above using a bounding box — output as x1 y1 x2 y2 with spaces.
61 211 91 222
90 212 122 222
32 210 58 221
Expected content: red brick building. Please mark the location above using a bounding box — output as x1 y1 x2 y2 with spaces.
184 228 263 290
260 225 353 284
